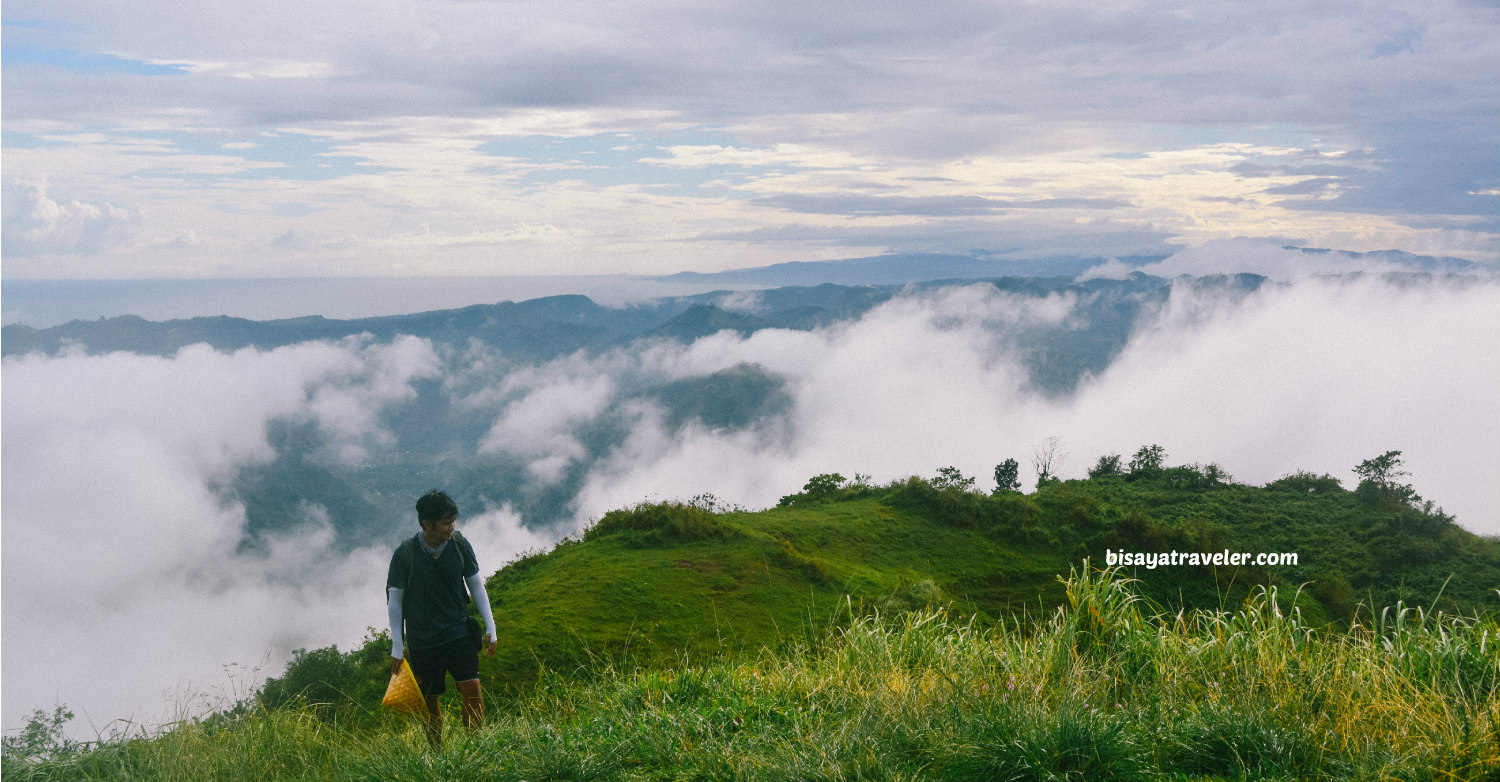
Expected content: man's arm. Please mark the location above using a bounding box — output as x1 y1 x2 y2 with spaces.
388 587 405 675
464 573 498 656
386 537 415 676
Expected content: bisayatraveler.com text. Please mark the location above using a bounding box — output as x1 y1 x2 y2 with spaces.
1105 549 1299 569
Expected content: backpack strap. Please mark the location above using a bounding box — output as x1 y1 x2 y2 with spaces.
402 535 418 594
453 530 474 606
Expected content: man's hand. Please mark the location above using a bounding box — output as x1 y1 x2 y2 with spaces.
391 656 404 677
484 634 497 657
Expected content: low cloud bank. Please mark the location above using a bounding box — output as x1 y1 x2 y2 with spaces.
566 275 1498 535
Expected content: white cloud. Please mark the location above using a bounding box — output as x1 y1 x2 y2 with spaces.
4 0 1495 274
568 277 1499 540
716 290 763 312
1 178 137 257
0 337 442 736
478 374 617 484
1076 257 1137 281
1059 276 1500 521
160 58 339 80
303 336 443 463
453 505 562 574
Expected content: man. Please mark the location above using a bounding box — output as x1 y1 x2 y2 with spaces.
387 489 497 744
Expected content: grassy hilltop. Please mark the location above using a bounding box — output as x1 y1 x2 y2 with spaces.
456 451 1499 699
7 451 1499 781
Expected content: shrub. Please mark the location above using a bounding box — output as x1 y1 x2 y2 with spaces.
888 477 1045 542
778 473 847 507
1088 453 1124 479
257 646 364 716
1161 463 1231 491
931 466 976 493
1035 482 1106 545
687 493 745 513
877 579 945 615
1265 471 1344 495
1128 444 1166 479
1 706 78 764
582 502 735 547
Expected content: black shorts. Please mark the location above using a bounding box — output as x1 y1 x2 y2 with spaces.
407 635 479 697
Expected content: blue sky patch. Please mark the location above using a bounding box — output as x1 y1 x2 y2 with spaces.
1 44 189 76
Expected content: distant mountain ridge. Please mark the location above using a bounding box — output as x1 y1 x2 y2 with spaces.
3 270 1474 544
0 276 1166 371
1293 246 1493 273
654 252 1168 286
651 247 1492 287
3 275 1200 542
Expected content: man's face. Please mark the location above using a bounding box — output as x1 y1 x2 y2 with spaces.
423 513 457 542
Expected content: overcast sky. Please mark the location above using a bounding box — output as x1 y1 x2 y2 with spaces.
2 0 1497 278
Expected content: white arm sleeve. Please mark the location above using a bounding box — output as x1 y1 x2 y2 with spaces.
387 587 405 659
465 573 497 638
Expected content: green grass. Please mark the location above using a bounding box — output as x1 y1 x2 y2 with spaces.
9 566 1497 781
472 493 1077 695
461 470 1497 702
11 465 1499 779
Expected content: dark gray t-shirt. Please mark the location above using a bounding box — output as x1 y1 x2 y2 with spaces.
387 533 479 651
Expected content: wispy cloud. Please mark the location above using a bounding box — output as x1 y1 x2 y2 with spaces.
2 0 1494 274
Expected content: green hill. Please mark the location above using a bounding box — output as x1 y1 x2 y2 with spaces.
259 452 1499 716
474 465 1496 688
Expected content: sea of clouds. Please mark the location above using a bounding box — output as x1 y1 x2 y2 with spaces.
3 249 1497 738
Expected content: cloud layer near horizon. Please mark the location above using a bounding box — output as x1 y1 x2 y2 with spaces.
2 271 1496 739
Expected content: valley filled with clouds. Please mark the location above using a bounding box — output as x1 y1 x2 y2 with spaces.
3 254 1496 736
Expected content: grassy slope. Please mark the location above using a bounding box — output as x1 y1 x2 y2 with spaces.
478 497 1067 694
11 471 1499 781
471 472 1499 700
15 569 1497 781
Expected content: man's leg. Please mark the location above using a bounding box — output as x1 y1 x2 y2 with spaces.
455 679 483 730
409 646 445 747
423 694 442 746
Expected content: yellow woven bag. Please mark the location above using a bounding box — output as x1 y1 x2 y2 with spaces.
382 658 426 716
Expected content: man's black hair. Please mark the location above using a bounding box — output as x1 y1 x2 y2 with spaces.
416 489 459 525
